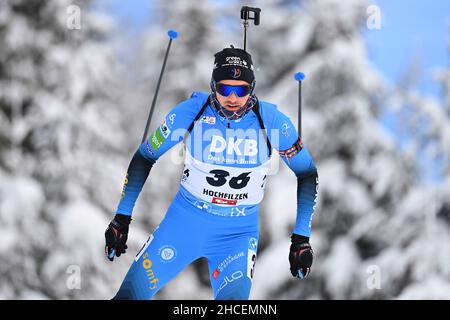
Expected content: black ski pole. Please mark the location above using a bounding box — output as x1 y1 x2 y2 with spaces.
294 72 305 138
240 6 261 51
141 29 179 144
108 30 178 262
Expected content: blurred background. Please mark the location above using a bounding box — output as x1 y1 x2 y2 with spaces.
1 0 449 299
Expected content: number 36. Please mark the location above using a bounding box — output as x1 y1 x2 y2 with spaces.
206 169 251 190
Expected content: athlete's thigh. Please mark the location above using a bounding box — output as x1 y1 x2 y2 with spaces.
114 200 203 300
207 234 258 300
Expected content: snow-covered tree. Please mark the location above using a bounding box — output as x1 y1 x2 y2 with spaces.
1 0 448 300
376 35 450 299
0 0 143 299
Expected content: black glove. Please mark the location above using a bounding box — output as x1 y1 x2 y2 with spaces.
289 234 313 279
105 214 132 261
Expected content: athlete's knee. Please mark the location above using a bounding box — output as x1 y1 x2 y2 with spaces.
215 276 252 300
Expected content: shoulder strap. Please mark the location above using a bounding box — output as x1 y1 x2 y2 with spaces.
252 98 272 158
183 96 210 143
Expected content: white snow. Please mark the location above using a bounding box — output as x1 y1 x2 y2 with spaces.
1 0 449 300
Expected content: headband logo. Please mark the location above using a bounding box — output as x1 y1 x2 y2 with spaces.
224 56 249 68
231 67 241 78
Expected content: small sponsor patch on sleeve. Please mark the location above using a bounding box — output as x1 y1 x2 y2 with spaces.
150 129 165 150
200 116 216 124
160 119 171 138
149 119 171 150
120 173 129 198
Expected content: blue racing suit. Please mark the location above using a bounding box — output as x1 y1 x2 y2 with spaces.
113 92 318 300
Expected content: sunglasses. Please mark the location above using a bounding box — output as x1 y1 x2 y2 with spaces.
216 83 252 97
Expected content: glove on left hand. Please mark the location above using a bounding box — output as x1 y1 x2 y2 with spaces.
289 234 313 279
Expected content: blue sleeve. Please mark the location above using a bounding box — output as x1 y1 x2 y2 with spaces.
115 92 207 216
116 149 155 215
139 92 207 161
269 108 319 238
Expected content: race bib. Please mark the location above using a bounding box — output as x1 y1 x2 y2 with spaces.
181 151 270 206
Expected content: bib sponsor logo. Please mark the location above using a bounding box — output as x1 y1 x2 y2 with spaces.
210 135 258 157
200 116 216 124
204 188 248 205
212 197 237 205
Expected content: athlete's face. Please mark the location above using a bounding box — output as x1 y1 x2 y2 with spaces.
215 80 251 112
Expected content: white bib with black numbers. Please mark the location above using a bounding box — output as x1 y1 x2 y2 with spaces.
181 151 270 206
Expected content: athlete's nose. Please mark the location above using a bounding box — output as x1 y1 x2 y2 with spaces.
228 92 238 103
